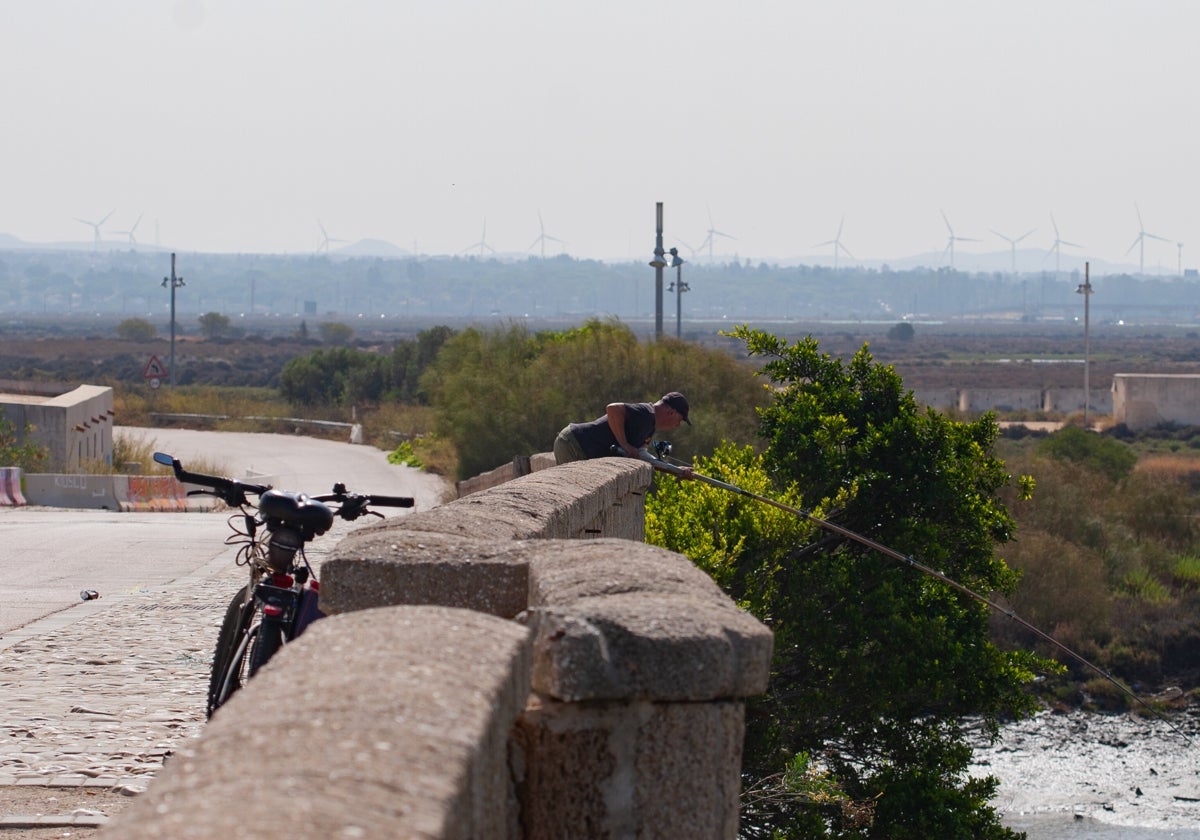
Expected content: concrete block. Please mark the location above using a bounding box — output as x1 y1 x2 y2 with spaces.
104 606 532 840
323 531 530 619
514 697 745 840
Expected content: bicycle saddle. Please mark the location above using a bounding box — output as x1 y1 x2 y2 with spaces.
259 489 335 536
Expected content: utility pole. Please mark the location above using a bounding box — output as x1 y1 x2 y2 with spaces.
162 252 184 386
1076 262 1092 428
649 202 666 340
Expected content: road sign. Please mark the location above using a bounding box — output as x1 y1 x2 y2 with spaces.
143 355 169 381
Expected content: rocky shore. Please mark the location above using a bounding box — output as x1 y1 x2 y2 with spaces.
971 707 1200 837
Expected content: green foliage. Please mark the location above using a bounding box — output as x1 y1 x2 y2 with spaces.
278 327 452 408
318 321 354 345
421 318 768 479
387 439 424 469
1037 426 1137 482
648 326 1040 839
0 416 48 472
197 311 232 339
1172 555 1200 589
887 321 915 341
115 317 157 342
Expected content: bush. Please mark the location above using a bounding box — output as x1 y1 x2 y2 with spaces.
1037 426 1137 482
422 319 768 479
116 317 157 342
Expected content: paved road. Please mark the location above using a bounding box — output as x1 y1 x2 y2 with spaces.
0 430 451 834
1 428 449 636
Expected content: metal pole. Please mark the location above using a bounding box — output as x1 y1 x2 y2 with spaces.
162 253 184 387
1083 263 1090 428
675 260 683 338
654 202 664 340
1076 262 1091 428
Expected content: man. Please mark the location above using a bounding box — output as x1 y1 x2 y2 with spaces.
554 391 691 466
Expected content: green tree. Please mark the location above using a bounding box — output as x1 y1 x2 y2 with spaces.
115 318 157 342
421 319 768 479
647 328 1043 839
0 416 48 472
319 321 354 345
887 321 915 341
197 311 232 339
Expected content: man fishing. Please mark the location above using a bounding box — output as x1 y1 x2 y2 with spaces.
553 391 694 478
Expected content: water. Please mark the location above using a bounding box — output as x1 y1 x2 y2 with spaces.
971 710 1200 839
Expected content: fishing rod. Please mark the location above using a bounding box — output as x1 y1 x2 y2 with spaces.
634 444 1195 747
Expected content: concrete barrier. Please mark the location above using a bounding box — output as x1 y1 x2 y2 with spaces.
117 475 187 512
23 473 119 509
0 467 25 506
105 457 773 839
21 473 192 511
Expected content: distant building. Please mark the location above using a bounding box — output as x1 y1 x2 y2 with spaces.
0 382 115 471
1112 373 1200 430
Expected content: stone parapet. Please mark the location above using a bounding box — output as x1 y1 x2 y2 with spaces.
106 606 532 840
105 457 773 839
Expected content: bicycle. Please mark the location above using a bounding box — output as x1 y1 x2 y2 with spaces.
152 452 415 717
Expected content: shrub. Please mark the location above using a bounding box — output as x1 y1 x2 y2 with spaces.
116 317 157 342
1037 426 1137 482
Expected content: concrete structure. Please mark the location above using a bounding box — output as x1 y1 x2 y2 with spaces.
1113 373 1200 430
911 385 1113 416
0 381 115 471
104 457 773 839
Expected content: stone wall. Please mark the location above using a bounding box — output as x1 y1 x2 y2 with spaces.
104 457 773 839
911 385 1113 415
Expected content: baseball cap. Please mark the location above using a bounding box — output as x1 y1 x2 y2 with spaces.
662 392 691 425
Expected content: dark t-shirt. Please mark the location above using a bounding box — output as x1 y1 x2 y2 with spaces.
569 402 656 459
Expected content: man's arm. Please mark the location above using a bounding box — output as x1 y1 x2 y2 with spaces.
605 403 639 457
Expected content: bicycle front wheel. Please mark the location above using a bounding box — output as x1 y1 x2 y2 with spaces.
207 585 255 718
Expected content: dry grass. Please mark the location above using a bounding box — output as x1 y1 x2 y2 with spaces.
1134 452 1200 480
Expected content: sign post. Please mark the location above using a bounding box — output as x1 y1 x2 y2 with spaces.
143 355 169 391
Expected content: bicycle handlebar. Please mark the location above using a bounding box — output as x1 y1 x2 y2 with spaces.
152 451 415 516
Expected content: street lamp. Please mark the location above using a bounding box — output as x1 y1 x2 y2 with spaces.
1076 261 1093 428
649 202 667 340
667 247 688 338
162 252 184 387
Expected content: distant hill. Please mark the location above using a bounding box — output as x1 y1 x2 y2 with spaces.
333 239 411 258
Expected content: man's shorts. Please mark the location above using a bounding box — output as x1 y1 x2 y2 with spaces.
553 426 587 464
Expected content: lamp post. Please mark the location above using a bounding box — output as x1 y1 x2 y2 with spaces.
1076 261 1093 428
162 252 184 387
667 247 688 338
649 202 666 340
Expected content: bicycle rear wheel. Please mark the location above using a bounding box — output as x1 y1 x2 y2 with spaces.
207 585 255 717
248 614 285 675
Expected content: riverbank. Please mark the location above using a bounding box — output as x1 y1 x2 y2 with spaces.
971 709 1200 837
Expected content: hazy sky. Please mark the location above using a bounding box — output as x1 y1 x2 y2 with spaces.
2 1 1196 272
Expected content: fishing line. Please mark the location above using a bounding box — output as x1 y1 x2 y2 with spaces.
636 447 1195 747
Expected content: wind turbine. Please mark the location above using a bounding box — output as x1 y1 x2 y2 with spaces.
461 220 495 257
990 226 1037 274
674 237 700 260
814 216 855 270
112 213 143 246
1126 204 1170 275
1045 213 1082 277
528 211 567 258
698 205 736 261
316 220 346 254
74 210 114 247
940 210 978 269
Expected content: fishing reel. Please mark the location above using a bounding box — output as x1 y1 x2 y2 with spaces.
650 440 672 460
